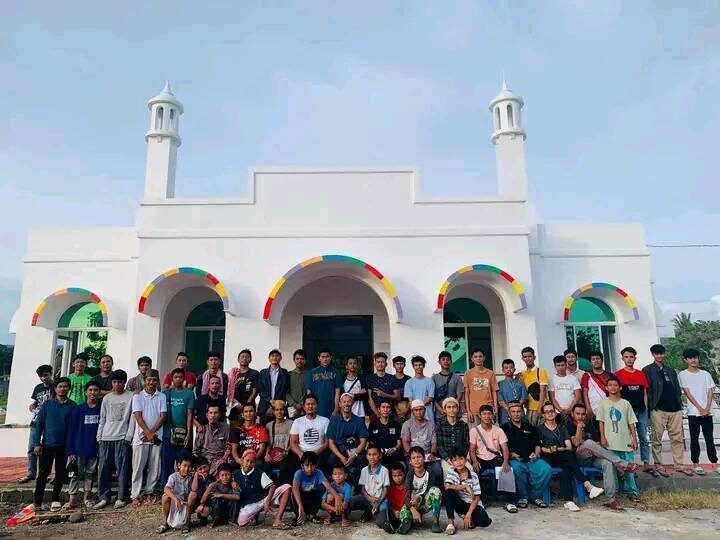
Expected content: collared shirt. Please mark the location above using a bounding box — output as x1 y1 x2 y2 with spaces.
131 389 167 445
195 421 230 462
435 417 469 460
444 465 481 503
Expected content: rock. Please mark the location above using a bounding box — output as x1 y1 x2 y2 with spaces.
68 511 84 523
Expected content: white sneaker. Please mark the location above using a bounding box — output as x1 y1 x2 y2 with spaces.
50 501 62 512
114 499 127 509
564 501 581 512
589 486 604 499
93 500 108 510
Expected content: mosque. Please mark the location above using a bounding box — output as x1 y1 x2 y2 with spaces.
4 81 659 424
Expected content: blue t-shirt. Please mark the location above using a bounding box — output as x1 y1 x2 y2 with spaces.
497 379 528 424
404 377 436 421
327 413 369 454
305 366 342 418
322 481 352 502
367 373 397 407
293 468 327 493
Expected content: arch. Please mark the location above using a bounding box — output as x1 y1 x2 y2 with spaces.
562 282 638 322
155 106 164 130
263 254 403 324
138 267 230 317
507 103 514 127
32 288 108 328
436 264 527 313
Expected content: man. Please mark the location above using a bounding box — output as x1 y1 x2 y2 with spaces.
401 399 437 459
128 369 167 507
31 377 76 511
194 404 231 476
435 397 469 474
95 369 133 509
404 356 436 422
433 351 463 419
18 365 54 484
497 359 527 426
564 349 585 383
367 352 400 419
463 348 498 422
194 374 227 431
127 356 152 394
230 403 269 466
678 348 719 475
368 401 402 466
65 380 101 509
68 353 92 405
469 404 510 473
196 351 229 399
305 348 342 419
548 355 582 419
227 349 258 426
614 346 653 475
642 344 687 476
327 393 369 479
518 347 548 426
289 394 330 464
162 368 195 487
287 349 307 418
392 356 411 398
162 352 197 390
580 351 611 421
501 402 551 509
258 349 290 420
93 354 114 398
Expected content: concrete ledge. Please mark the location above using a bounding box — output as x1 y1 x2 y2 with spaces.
637 473 720 491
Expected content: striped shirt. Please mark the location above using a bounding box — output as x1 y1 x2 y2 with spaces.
444 465 481 503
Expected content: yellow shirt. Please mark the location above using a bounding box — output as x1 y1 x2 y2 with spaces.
519 367 549 411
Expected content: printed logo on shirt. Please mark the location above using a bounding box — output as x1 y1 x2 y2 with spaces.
303 427 320 445
84 414 100 425
471 377 489 391
389 428 396 435
312 371 336 383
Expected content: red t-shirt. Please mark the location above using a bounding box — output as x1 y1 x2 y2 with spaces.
614 368 649 413
163 369 197 388
230 424 270 453
387 483 406 512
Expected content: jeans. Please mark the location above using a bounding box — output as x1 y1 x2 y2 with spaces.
575 440 623 503
98 440 130 502
650 409 684 468
509 458 551 502
68 456 98 500
636 410 651 464
26 424 39 479
611 450 639 496
131 443 161 500
349 494 388 519
443 490 492 528
34 445 67 506
688 415 718 464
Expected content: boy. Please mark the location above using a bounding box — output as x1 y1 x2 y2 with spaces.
463 348 498 422
341 356 367 419
230 403 269 466
19 365 54 483
678 348 719 474
433 351 463 419
95 369 133 509
596 376 640 500
403 356 436 422
385 463 411 534
68 353 92 405
198 463 240 527
287 349 307 418
350 444 390 528
158 455 193 534
258 349 290 420
162 368 195 486
64 380 101 509
404 446 443 533
187 457 213 525
162 352 197 390
228 349 259 425
548 355 582 419
321 465 353 526
497 359 527 426
305 348 342 419
234 448 292 528
367 352 400 419
92 354 114 398
518 347 548 426
291 451 339 525
31 377 76 511
444 448 491 534
392 356 411 400
127 356 152 394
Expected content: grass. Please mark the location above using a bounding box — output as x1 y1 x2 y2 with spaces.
637 489 720 510
0 394 6 424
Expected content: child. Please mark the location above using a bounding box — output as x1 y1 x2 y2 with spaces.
321 465 353 526
351 444 390 527
291 451 339 526
64 380 101 509
234 448 292 528
385 463 412 534
497 359 527 425
158 455 193 534
187 457 213 525
19 365 54 483
404 446 443 533
68 353 92 405
198 463 240 527
444 448 492 534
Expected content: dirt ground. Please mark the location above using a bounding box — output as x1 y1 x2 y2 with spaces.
2 500 719 540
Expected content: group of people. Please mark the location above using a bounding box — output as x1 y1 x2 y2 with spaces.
21 343 718 533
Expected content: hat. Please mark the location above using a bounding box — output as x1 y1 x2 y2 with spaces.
442 397 459 409
410 399 425 410
242 448 257 460
340 392 354 400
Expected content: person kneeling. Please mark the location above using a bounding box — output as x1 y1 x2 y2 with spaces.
158 455 193 534
234 448 292 529
321 465 353 526
291 451 340 526
444 448 492 535
197 464 239 527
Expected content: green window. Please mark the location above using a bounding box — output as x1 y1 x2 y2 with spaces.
184 301 226 373
565 298 617 371
443 298 493 373
55 302 107 377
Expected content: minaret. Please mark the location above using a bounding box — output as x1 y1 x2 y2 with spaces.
144 82 183 199
489 80 527 200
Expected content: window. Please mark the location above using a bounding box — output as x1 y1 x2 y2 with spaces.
169 108 175 129
54 302 107 377
155 106 164 130
564 298 617 371
495 107 501 130
443 298 493 373
507 104 514 127
184 301 226 373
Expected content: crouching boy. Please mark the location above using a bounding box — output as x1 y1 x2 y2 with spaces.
158 455 193 534
234 449 292 529
350 444 390 527
198 463 239 527
443 448 491 534
405 446 443 533
291 451 339 526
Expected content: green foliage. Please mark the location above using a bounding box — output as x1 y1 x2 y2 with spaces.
0 344 13 378
664 313 720 382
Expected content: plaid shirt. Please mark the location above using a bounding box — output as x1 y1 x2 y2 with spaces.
436 417 469 459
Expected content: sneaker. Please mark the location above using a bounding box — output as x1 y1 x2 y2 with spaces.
50 501 62 512
564 501 581 512
93 500 108 510
114 499 128 509
381 520 395 534
589 486 604 499
444 523 456 535
431 522 443 533
398 519 412 535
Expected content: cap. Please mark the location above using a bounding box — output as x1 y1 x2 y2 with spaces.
411 399 425 410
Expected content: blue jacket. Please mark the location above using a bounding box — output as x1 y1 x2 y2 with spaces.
257 367 290 418
31 398 76 448
66 402 101 458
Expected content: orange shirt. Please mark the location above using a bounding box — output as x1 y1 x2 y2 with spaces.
463 366 498 414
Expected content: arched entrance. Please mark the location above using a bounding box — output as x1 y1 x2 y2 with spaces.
184 301 226 374
564 298 617 371
55 302 108 377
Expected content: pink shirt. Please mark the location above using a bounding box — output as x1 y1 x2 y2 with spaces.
469 424 507 461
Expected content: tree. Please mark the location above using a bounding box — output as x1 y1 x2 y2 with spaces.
0 344 13 379
664 313 720 382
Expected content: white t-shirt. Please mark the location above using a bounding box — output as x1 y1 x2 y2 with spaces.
131 390 167 446
343 377 366 417
678 369 716 416
290 414 330 452
359 464 390 499
410 470 429 499
549 373 581 410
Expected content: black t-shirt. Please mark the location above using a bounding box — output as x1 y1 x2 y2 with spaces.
537 423 570 448
93 374 113 392
566 420 599 447
228 369 259 421
502 421 540 460
368 418 401 450
393 374 411 392
30 383 55 422
195 394 227 425
656 368 682 413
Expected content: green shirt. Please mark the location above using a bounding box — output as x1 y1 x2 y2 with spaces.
68 373 92 405
163 387 195 437
595 397 637 451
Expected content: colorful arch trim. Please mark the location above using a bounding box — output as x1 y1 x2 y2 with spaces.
263 254 403 321
436 264 527 311
138 267 229 313
563 282 639 321
32 288 108 327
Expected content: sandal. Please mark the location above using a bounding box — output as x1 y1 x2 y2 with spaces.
517 499 528 508
445 523 456 535
533 498 548 508
156 523 170 534
181 525 190 534
680 468 694 477
645 467 659 478
310 515 324 524
504 503 518 513
272 523 291 530
16 476 34 484
655 468 670 478
132 498 143 509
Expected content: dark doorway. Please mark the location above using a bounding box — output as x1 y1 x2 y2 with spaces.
302 315 373 373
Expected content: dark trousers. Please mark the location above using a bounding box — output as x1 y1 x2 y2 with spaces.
98 440 130 502
211 498 238 523
34 445 67 506
689 415 718 464
444 490 492 528
161 439 191 488
543 452 587 501
267 452 299 486
295 491 322 516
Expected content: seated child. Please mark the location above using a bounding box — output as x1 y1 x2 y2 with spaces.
382 462 412 534
321 465 353 526
158 455 193 534
291 451 340 525
187 457 213 526
404 446 443 533
443 447 492 534
350 444 390 526
234 449 292 529
198 464 240 527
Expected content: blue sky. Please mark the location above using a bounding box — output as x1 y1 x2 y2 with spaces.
1 1 720 343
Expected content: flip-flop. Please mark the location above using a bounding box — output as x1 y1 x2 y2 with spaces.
655 468 670 477
272 523 291 530
680 468 694 477
504 503 518 514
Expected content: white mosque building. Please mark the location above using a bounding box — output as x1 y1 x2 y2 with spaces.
5 81 659 425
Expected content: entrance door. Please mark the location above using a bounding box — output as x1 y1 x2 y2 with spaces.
302 315 373 372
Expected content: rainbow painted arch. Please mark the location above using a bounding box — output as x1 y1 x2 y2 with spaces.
563 282 639 321
138 267 229 313
32 288 108 327
436 264 527 311
264 255 403 321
